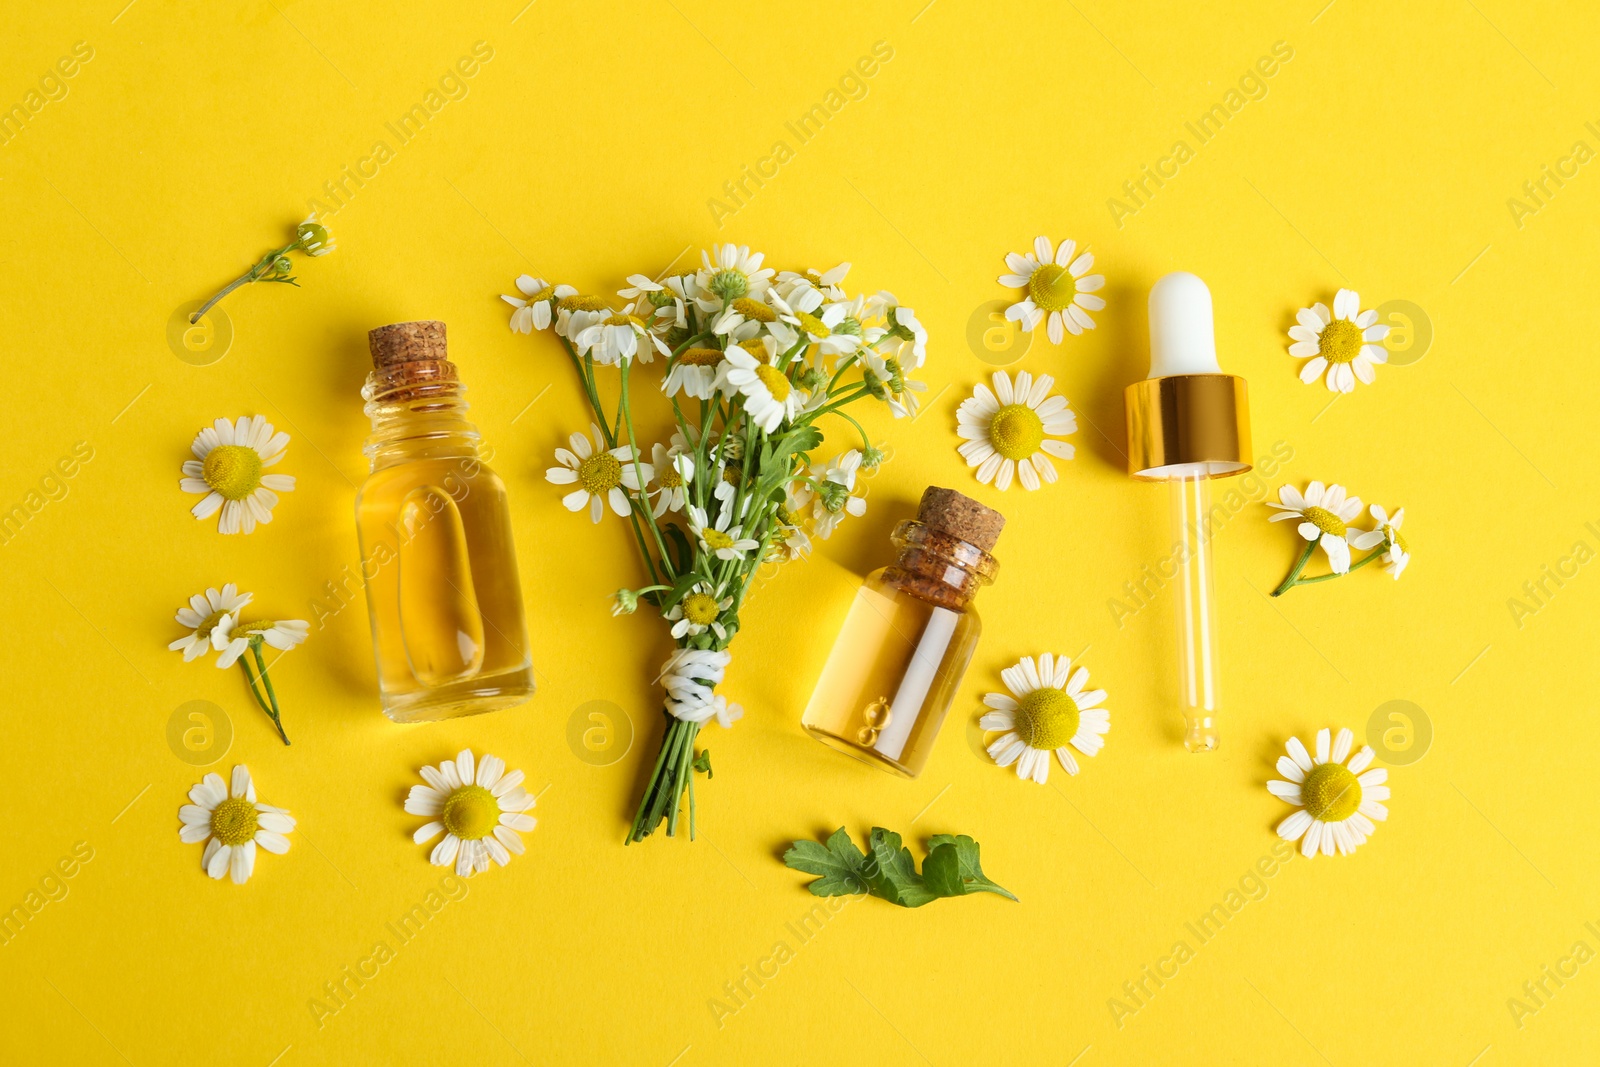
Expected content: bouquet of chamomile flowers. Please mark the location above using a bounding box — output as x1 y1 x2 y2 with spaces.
503 244 926 843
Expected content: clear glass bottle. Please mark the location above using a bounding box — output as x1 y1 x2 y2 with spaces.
355 321 535 722
801 488 1003 778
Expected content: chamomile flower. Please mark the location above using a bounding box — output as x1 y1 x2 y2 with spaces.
711 295 779 336
181 416 296 535
665 582 733 640
956 370 1076 491
407 749 536 878
880 301 928 369
501 275 576 333
295 214 335 256
1270 727 1389 858
998 236 1105 342
724 343 803 432
1266 481 1379 574
572 302 665 365
648 437 694 517
1369 504 1410 579
981 654 1110 784
212 615 309 669
179 766 295 885
816 295 883 360
861 345 927 418
663 346 729 400
648 274 695 329
552 294 611 340
695 244 774 311
168 583 252 662
546 424 651 524
689 504 759 560
1288 289 1391 393
779 262 851 304
774 514 812 561
810 450 867 538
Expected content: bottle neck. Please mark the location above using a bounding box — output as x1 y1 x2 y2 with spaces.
882 520 998 610
362 365 481 470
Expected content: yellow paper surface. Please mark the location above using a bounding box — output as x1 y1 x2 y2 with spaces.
2 3 1597 1064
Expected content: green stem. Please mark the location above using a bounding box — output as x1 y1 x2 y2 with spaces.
1292 548 1385 586
191 239 301 323
620 359 675 579
1271 541 1318 597
250 639 291 745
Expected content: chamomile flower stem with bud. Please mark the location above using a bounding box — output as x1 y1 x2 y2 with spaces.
190 216 336 324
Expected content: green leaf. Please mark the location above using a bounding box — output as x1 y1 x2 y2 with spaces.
783 827 869 897
866 828 938 907
662 524 694 575
783 827 1016 908
692 750 712 777
926 834 1018 901
921 842 967 897
767 425 823 469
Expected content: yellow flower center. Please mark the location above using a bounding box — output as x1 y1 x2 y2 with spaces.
603 313 647 329
209 796 259 846
1013 687 1080 750
1027 263 1078 312
679 347 725 367
989 404 1044 461
1300 762 1362 821
1318 318 1363 363
702 528 735 551
526 285 554 303
557 294 610 312
658 464 683 489
1389 526 1409 553
578 453 622 494
795 310 829 337
732 297 776 323
755 364 792 402
682 592 720 626
440 784 499 840
202 445 263 500
738 339 770 362
1303 506 1346 537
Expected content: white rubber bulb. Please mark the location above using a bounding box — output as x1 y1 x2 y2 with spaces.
1148 271 1221 377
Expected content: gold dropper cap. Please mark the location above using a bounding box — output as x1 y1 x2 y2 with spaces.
1123 273 1251 480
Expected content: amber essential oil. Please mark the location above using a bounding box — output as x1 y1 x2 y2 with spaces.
801 488 1003 777
355 321 535 722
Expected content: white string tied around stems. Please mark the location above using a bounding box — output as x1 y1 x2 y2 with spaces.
657 648 743 728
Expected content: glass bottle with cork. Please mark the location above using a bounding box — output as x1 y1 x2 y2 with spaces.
801 487 1004 777
355 320 536 722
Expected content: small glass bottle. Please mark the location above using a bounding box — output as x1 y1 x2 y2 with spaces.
355 321 536 722
801 487 1004 777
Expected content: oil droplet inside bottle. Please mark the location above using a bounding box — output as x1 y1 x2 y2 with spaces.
396 486 485 686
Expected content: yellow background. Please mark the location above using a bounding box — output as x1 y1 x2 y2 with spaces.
2 1 1596 1064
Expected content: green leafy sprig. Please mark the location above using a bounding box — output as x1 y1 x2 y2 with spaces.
783 827 1017 908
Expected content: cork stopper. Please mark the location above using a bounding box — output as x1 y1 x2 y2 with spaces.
917 486 1005 552
369 320 448 368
